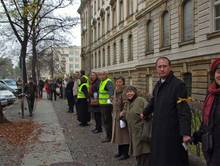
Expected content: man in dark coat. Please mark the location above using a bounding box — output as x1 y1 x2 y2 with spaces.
65 77 75 113
24 77 37 117
141 57 192 166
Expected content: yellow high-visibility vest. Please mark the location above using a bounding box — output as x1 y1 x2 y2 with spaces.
99 78 112 104
77 83 89 99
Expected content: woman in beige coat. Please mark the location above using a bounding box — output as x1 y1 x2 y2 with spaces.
111 76 130 160
125 86 151 166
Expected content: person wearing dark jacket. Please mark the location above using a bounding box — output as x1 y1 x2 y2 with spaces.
89 72 102 133
193 58 220 166
65 77 75 113
76 76 90 126
24 77 37 117
141 57 192 166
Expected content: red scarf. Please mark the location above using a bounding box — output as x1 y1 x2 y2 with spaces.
203 82 220 125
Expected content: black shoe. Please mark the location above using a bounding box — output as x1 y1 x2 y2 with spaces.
114 153 121 158
91 128 97 132
93 129 102 134
101 138 111 143
118 155 129 160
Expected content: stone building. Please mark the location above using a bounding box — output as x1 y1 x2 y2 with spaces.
78 0 220 101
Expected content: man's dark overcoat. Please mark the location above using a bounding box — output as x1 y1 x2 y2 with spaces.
144 72 192 166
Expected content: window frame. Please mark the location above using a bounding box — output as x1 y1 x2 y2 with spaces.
179 0 195 46
160 10 171 50
146 20 154 53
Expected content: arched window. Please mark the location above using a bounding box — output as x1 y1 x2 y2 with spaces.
146 20 154 52
182 0 193 41
107 46 111 66
113 42 117 64
128 34 133 61
162 11 170 47
120 39 124 63
98 50 101 67
102 48 105 67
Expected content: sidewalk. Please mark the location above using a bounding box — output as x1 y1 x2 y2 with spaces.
21 99 73 166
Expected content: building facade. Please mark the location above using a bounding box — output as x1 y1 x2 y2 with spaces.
78 0 220 101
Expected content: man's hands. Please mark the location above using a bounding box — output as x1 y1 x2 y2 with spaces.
183 135 191 143
140 113 145 120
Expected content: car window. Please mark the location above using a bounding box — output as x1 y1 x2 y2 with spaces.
4 80 16 86
0 84 7 90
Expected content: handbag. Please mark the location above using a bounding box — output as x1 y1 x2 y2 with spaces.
55 87 60 94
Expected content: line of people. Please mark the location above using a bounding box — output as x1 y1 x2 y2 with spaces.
60 57 220 166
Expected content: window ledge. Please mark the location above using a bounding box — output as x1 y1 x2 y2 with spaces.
178 39 195 47
159 45 171 52
207 31 220 40
145 50 154 55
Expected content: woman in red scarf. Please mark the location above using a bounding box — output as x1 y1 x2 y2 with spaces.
193 58 220 166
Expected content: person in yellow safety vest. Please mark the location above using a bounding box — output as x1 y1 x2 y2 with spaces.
76 76 91 127
99 71 114 143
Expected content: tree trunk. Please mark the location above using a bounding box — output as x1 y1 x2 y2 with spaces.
32 28 37 84
0 105 9 123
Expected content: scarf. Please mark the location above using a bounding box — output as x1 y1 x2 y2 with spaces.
203 82 220 125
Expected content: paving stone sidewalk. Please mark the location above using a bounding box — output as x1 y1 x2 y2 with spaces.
20 99 74 166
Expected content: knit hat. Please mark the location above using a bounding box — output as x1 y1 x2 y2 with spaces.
210 58 220 74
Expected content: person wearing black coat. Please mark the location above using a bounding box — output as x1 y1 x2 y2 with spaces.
142 57 192 166
193 58 220 166
76 76 91 126
24 77 37 117
65 77 75 113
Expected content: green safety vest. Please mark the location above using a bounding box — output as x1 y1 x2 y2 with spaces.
99 78 112 104
77 83 89 99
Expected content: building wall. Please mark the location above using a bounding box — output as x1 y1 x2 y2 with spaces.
78 0 220 101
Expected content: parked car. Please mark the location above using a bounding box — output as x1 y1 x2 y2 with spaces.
0 79 19 96
0 83 16 106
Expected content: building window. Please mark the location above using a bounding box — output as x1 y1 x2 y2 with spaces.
95 52 97 68
181 0 193 41
120 39 124 63
113 42 117 64
161 11 170 48
107 45 111 66
69 57 74 62
112 6 117 28
75 64 80 68
119 0 124 22
94 25 97 41
102 48 105 67
107 12 110 32
94 1 96 14
127 0 133 16
91 54 94 69
214 0 220 31
69 64 74 69
102 17 105 36
98 0 100 9
183 73 192 96
128 34 133 61
98 21 100 39
146 20 154 52
98 50 101 67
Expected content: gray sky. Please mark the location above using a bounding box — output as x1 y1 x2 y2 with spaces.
55 0 81 46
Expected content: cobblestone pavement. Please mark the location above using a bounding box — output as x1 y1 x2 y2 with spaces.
53 98 136 166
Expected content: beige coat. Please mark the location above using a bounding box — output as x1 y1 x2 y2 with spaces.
126 96 151 157
111 86 130 145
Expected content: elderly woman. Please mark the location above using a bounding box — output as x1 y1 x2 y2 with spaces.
111 76 130 160
193 58 220 166
125 86 151 166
